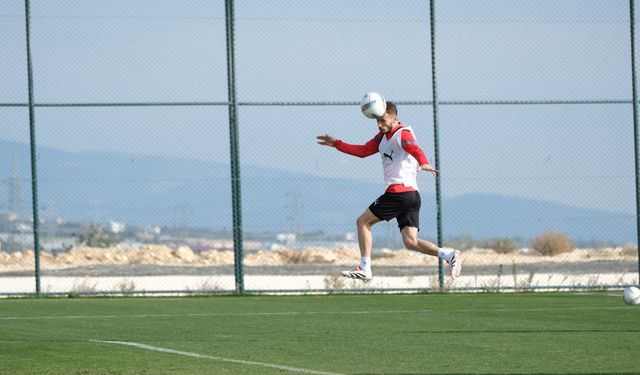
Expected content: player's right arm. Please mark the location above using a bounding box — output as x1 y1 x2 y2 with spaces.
316 134 380 158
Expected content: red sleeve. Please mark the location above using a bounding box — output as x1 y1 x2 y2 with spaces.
334 134 381 158
401 130 429 165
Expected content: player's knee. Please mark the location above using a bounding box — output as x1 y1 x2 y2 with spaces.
403 236 419 250
356 215 371 228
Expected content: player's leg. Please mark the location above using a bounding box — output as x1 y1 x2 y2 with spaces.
398 191 463 278
400 226 438 256
342 208 380 281
401 226 463 278
396 192 437 256
356 208 380 258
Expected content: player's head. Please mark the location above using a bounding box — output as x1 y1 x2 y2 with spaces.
377 101 398 134
384 101 397 117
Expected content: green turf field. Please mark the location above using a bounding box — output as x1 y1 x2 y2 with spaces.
0 293 638 374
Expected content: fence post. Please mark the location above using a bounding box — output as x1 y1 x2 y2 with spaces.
429 0 445 291
630 0 640 285
24 0 41 296
225 0 244 293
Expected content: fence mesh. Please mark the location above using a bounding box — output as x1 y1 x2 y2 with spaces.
0 0 638 295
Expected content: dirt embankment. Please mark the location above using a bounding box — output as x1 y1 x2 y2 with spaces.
0 245 635 272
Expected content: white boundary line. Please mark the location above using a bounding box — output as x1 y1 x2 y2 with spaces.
0 306 631 321
90 339 345 375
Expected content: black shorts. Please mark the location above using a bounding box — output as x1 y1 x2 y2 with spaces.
368 191 421 230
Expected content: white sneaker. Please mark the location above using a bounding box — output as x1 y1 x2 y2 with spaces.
341 266 372 281
447 250 463 279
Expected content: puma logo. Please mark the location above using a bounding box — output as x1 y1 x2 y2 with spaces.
383 150 394 161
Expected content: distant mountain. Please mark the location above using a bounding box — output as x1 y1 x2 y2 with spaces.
0 140 635 243
443 193 635 244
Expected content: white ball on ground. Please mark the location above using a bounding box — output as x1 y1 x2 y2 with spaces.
623 286 640 305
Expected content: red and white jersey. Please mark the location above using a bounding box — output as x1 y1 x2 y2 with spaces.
379 126 419 191
334 123 429 193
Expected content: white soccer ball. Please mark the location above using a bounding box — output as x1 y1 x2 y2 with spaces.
360 92 386 119
623 286 640 305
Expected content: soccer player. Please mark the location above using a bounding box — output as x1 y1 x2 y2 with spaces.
316 101 462 281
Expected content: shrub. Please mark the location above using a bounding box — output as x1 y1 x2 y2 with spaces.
485 237 519 254
77 223 120 248
620 244 638 258
67 291 80 298
530 232 574 256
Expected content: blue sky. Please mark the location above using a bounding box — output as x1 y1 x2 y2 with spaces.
0 0 636 217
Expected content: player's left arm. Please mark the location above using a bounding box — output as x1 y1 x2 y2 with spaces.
401 129 438 175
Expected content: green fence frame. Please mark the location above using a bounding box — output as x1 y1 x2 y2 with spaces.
630 0 640 286
2 0 639 295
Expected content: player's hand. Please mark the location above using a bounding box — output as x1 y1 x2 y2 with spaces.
419 164 438 176
316 134 337 147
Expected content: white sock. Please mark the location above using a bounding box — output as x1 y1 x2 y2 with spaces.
360 256 371 271
437 248 453 261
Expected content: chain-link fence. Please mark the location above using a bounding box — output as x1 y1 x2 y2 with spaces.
1 0 638 295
